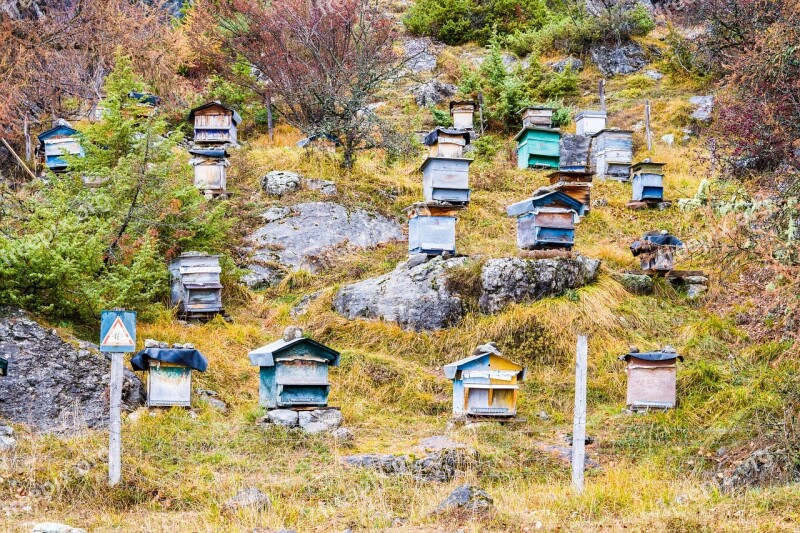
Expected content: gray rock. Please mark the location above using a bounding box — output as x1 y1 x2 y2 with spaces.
413 449 478 482
290 291 321 318
0 425 13 437
0 435 16 450
689 95 714 123
435 484 493 514
403 37 439 73
304 178 337 196
0 308 144 434
687 284 707 299
684 275 709 284
243 202 404 289
260 206 291 223
412 79 457 107
415 435 467 453
590 41 647 76
223 487 272 512
615 273 655 295
261 171 301 197
593 198 608 208
198 393 228 413
334 256 468 331
266 409 299 427
661 133 675 146
30 521 86 533
535 442 602 469
536 410 551 421
551 56 584 72
644 69 664 80
478 255 601 314
342 454 410 474
331 427 354 444
298 409 343 433
718 449 793 493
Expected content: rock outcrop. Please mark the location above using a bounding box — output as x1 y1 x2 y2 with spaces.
590 41 647 76
412 79 457 107
242 202 404 288
434 484 493 514
343 441 478 483
334 255 601 330
0 308 145 433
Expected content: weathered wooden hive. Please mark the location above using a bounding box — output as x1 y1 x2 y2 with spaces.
168 252 223 318
0 357 7 377
630 231 684 272
37 123 83 172
188 148 229 196
131 346 209 407
620 346 683 411
188 101 241 145
558 134 592 172
631 159 666 203
575 110 607 136
444 342 526 418
506 189 586 250
548 170 594 212
591 128 634 180
248 327 340 409
520 106 554 128
515 127 561 169
424 128 471 158
450 100 476 130
405 203 462 256
420 156 472 205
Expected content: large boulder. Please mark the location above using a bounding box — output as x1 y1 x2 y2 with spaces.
403 37 440 74
260 171 301 197
0 308 145 433
242 202 404 289
412 79 457 107
590 41 647 76
689 95 714 123
334 255 601 330
478 255 601 314
333 256 468 331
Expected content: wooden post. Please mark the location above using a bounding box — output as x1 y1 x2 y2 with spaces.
599 80 606 112
1 138 37 181
645 99 652 152
266 91 274 143
571 334 588 494
478 92 485 136
109 351 123 486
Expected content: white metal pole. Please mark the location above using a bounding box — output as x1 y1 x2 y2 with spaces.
571 335 588 494
109 351 123 486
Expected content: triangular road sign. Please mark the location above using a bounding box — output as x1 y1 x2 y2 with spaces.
101 316 135 347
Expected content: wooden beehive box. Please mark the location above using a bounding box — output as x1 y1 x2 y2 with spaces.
450 100 476 130
507 189 586 250
591 129 634 180
630 232 684 272
444 343 526 418
620 348 683 411
424 128 471 158
520 107 554 128
559 134 592 172
189 148 229 195
575 110 607 136
631 160 666 203
248 329 340 409
168 253 223 318
405 203 462 256
131 347 209 407
188 101 241 145
421 156 472 205
548 170 594 212
515 127 561 169
37 124 83 172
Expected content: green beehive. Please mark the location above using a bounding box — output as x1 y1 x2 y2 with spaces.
515 127 561 169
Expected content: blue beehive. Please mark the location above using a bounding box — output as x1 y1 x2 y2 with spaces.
405 203 463 256
420 156 472 205
631 160 666 203
507 189 587 250
444 343 526 418
37 123 83 172
248 328 340 409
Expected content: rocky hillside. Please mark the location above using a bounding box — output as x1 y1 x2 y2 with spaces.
2 1 800 532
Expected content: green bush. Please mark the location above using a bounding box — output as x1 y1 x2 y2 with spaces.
404 0 551 45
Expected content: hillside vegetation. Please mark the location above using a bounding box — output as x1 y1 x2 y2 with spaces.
2 0 800 532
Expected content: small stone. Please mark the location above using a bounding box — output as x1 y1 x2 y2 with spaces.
412 79 457 107
684 275 709 284
282 326 304 342
200 396 228 413
0 435 16 450
551 56 583 73
298 409 343 432
223 487 272 512
300 422 329 434
657 201 673 211
435 484 493 514
661 134 675 147
0 425 14 437
536 410 551 421
144 339 160 348
644 69 664 80
331 427 354 445
266 409 299 427
592 198 608 208
689 95 714 123
31 523 87 533
614 273 654 295
687 284 708 299
304 178 337 196
261 171 302 197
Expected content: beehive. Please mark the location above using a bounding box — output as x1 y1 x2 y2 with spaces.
37 123 83 172
450 100 476 130
548 170 593 212
424 128 471 158
631 160 666 203
520 107 554 128
591 129 634 179
405 203 462 256
168 253 223 318
189 148 229 195
575 110 607 136
620 348 683 411
188 101 241 145
421 156 472 205
515 127 561 169
506 189 586 250
131 347 209 407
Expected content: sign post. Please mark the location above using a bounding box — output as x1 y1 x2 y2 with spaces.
572 334 588 494
100 310 136 487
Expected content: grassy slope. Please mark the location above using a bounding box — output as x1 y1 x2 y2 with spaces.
3 31 800 533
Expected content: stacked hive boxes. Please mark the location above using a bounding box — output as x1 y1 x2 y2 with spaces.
187 101 241 197
515 107 560 169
